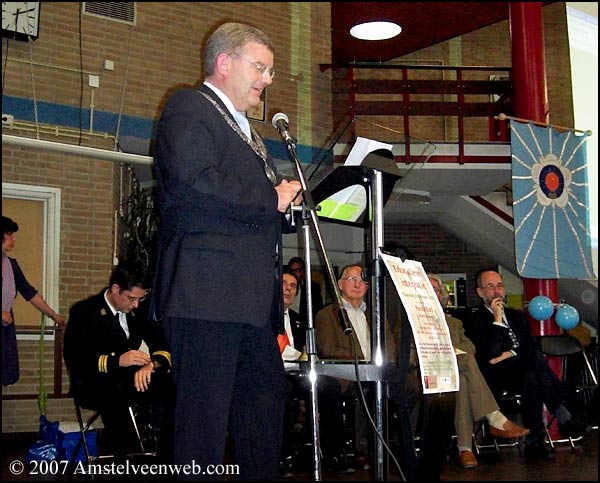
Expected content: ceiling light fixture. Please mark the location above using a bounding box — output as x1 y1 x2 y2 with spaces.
350 21 402 41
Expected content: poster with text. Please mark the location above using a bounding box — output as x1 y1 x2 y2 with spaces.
381 252 459 394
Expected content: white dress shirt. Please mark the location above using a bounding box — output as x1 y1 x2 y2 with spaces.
233 111 251 138
204 81 251 138
342 299 370 360
104 290 129 339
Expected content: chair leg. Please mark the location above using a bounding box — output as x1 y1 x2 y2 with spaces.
74 405 91 464
492 435 500 452
73 405 101 470
128 406 146 453
472 420 483 455
545 415 556 450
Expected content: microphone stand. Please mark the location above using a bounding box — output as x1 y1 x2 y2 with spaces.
281 137 353 336
280 132 353 482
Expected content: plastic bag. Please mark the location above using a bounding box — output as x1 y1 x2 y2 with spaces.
39 415 60 447
25 415 61 462
26 441 58 463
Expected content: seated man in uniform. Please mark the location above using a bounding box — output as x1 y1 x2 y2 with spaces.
63 261 174 461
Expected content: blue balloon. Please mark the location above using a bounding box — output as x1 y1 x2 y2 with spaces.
555 304 579 330
528 295 554 321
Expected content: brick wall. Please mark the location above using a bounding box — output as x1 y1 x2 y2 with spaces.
385 223 496 308
335 3 573 144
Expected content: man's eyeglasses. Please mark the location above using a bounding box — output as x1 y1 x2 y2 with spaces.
480 283 505 291
342 276 368 285
290 268 304 273
229 52 275 79
120 291 147 303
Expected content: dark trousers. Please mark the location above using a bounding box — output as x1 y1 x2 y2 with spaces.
388 368 455 482
77 366 175 462
520 351 567 439
165 318 286 481
416 392 456 480
283 372 346 459
484 349 567 441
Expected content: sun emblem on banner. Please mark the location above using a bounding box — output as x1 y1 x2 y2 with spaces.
531 153 571 207
510 121 594 279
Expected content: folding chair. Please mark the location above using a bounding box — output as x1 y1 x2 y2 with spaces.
472 391 522 454
71 398 156 467
71 403 102 465
538 334 598 449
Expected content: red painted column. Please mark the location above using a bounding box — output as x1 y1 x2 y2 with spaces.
509 2 561 338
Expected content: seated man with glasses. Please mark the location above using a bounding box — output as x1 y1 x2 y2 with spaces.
63 260 174 461
315 264 396 472
428 273 529 470
465 269 590 461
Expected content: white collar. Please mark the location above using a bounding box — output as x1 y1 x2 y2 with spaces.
204 81 238 118
104 290 119 316
341 298 367 313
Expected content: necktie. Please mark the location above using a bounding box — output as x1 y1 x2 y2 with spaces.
233 111 251 139
498 313 519 349
277 333 291 353
117 311 130 339
505 322 520 349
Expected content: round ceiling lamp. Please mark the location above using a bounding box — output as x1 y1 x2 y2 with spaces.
350 21 402 41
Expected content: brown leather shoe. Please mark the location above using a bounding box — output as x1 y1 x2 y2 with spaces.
489 419 530 439
459 450 478 469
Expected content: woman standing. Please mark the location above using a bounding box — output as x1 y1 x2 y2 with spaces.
2 216 65 386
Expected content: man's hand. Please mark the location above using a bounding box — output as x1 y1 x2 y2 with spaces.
134 362 154 392
491 297 505 320
489 351 513 365
119 349 151 368
275 179 302 212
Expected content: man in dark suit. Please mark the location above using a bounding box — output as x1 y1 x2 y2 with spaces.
279 267 355 475
152 22 302 480
278 268 307 358
63 261 173 461
288 256 324 321
466 269 589 460
278 268 306 476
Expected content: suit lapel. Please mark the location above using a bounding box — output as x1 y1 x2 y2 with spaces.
99 299 129 342
198 89 269 162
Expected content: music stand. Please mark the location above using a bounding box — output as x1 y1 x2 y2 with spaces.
311 149 401 480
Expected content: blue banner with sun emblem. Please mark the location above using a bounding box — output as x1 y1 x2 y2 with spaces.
511 120 594 279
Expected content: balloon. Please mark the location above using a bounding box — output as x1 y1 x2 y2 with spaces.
528 295 554 321
555 304 579 330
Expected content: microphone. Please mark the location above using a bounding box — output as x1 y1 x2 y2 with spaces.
271 112 295 145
